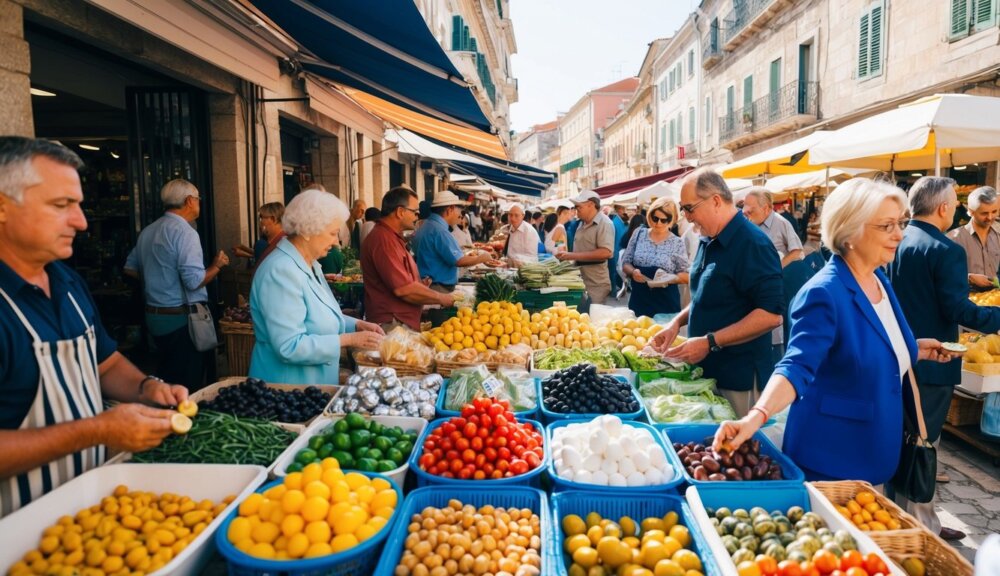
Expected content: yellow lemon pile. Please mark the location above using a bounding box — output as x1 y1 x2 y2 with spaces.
562 511 704 576
227 459 396 560
8 485 234 576
596 317 664 352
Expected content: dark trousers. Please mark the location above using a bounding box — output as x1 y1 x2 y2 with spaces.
152 325 208 392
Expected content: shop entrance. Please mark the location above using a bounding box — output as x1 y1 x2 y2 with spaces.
27 24 214 358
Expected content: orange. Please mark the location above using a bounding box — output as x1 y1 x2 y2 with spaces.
737 561 762 576
755 555 777 575
812 550 839 574
855 491 876 506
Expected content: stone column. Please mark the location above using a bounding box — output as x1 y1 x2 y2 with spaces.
0 0 33 136
208 93 249 254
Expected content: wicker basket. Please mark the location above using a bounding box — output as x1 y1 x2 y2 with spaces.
219 320 254 377
868 528 974 576
384 360 433 377
810 480 921 531
946 391 984 426
351 349 383 369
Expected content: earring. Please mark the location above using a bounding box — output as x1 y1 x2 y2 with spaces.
845 242 853 250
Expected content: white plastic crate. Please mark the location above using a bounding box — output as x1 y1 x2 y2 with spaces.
0 463 266 576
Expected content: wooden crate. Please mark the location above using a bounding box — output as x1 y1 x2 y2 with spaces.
946 390 984 426
219 320 253 377
809 480 920 531
190 377 340 428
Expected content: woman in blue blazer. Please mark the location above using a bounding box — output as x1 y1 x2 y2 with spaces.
249 189 384 385
713 179 957 485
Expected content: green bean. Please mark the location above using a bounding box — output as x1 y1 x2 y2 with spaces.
130 410 295 466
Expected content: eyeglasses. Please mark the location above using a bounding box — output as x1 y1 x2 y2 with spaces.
398 206 419 216
679 198 708 214
867 218 910 234
650 214 672 224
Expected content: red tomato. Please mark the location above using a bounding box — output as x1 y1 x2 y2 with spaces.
470 437 484 451
840 551 863 570
472 470 486 480
812 550 839 575
524 451 541 470
844 568 869 576
460 405 474 418
799 561 820 576
477 427 489 439
490 470 503 479
431 449 443 461
484 447 497 462
495 436 508 448
863 554 887 575
494 414 508 428
756 555 778 575
480 414 492 428
441 422 456 435
449 459 463 473
467 415 479 427
509 459 529 475
777 561 803 576
475 453 486 468
418 454 435 469
488 403 504 417
458 467 473 480
439 437 453 452
498 447 511 460
495 425 509 439
462 449 476 464
463 422 477 438
512 445 526 458
455 438 470 451
496 459 510 473
482 462 495 475
424 439 436 451
452 417 467 428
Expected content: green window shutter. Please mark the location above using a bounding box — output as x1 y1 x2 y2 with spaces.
769 59 781 95
858 10 870 78
727 86 735 114
951 0 970 38
661 123 667 151
974 0 996 31
869 1 884 77
743 76 753 109
669 119 676 148
452 16 463 50
689 107 695 142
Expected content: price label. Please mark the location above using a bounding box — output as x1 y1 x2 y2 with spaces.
481 376 503 398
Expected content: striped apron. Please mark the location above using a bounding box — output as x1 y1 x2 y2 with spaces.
0 287 105 517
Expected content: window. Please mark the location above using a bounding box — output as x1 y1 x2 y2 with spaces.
705 96 712 134
669 119 676 148
743 75 754 112
858 0 885 80
726 86 735 115
676 113 683 146
688 50 695 76
950 0 996 40
661 123 667 152
689 107 696 143
669 69 676 93
676 63 683 88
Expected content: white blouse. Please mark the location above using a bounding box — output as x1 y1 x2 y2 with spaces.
870 277 911 381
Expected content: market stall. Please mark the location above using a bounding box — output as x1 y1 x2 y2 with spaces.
0 295 976 576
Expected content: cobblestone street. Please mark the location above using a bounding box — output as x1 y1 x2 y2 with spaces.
936 434 1000 563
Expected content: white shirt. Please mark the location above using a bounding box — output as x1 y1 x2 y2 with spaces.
451 225 473 248
871 277 911 381
360 220 376 247
506 222 540 264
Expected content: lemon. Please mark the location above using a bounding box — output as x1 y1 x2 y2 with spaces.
660 536 682 559
640 540 670 568
304 542 332 558
371 489 397 511
572 546 599 568
563 514 587 536
596 536 632 568
247 542 275 559
250 521 279 544
177 400 199 418
565 534 592 554
668 525 691 548
304 521 331 544
227 517 251 543
333 507 366 536
280 514 304 538
619 516 637 538
286 533 309 558
641 518 666 533
170 413 192 434
355 523 379 542
662 511 679 531
238 494 264 517
281 490 305 514
331 533 359 553
304 481 331 501
300 497 329 523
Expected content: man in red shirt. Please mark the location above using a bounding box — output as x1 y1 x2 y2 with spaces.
361 186 456 330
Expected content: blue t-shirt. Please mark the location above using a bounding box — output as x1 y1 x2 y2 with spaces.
124 212 209 307
412 213 465 285
0 261 117 429
689 211 785 391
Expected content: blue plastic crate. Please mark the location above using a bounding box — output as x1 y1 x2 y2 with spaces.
373 485 551 576
688 482 810 516
435 377 540 420
538 374 645 423
551 490 721 576
545 418 684 493
408 417 548 487
215 472 402 576
661 423 805 487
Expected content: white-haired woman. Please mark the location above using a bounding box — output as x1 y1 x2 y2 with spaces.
712 179 955 485
249 189 384 384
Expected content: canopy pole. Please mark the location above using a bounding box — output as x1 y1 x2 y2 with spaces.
934 143 941 177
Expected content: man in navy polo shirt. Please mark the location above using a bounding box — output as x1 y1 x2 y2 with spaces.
650 168 785 417
0 137 187 517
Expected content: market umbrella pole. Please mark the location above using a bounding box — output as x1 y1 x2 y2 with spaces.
935 140 941 177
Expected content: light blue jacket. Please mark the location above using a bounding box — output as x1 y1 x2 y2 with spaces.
249 239 356 384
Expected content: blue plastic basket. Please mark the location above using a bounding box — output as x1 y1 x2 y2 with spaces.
661 423 805 488
538 374 645 423
551 490 721 576
215 472 402 576
408 417 548 487
435 377 540 420
372 485 551 576
545 418 684 493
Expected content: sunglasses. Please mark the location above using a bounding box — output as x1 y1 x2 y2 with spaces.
650 214 672 224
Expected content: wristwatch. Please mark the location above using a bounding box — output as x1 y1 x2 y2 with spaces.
706 332 722 353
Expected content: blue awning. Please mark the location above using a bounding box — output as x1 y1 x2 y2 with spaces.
249 0 494 133
448 160 553 197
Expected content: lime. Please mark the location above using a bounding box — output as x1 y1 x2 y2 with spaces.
356 458 378 472
308 436 325 451
330 451 354 469
295 448 317 464
393 440 414 455
344 413 366 430
353 446 369 460
386 448 405 465
285 461 304 473
332 433 352 451
318 443 334 459
349 429 371 448
376 460 396 472
369 422 384 435
373 436 393 452
384 427 402 439
366 448 384 461
333 419 350 434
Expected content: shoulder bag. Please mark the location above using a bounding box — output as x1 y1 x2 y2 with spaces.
182 281 218 352
889 367 937 503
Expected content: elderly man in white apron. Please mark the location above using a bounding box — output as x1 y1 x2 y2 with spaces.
0 137 187 517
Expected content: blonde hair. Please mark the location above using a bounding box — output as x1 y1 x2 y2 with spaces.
821 178 907 256
647 197 678 227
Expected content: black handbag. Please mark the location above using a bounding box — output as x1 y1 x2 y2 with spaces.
890 367 937 503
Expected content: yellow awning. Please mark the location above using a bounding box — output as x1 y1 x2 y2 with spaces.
339 86 509 160
721 131 831 179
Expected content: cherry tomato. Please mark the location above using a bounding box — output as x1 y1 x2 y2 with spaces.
487 403 503 417
777 561 803 576
490 470 503 479
484 447 497 462
840 551 863 570
863 554 887 575
441 422 456 435
472 470 486 480
509 459 529 475
419 454 435 469
449 459 463 473
524 451 541 470
494 414 508 428
458 467 473 480
812 550 839 575
463 422 477 438
455 438 470 451
799 561 820 576
460 405 474 418
462 449 476 464
470 436 484 451
498 447 511 460
452 417 467 428
480 414 492 428
482 462 495 475
756 555 778 576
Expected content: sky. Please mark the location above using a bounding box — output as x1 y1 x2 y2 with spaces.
509 0 693 132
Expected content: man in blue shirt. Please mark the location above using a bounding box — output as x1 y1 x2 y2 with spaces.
608 203 628 294
125 179 229 390
651 168 785 417
0 137 187 516
412 191 494 291
888 176 1000 541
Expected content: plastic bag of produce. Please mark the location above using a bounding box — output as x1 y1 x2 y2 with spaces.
645 394 713 423
638 376 716 398
380 326 434 368
445 365 537 412
497 367 537 411
445 365 492 410
588 304 636 328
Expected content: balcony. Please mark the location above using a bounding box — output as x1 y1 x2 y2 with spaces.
722 0 794 51
718 80 818 149
702 37 722 70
